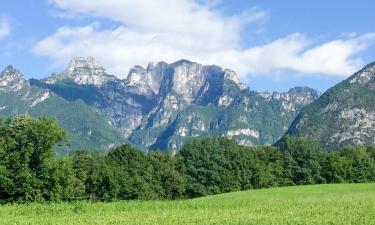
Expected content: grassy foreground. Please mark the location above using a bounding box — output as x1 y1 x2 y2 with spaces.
1 184 374 225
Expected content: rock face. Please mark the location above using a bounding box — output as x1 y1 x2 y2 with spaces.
0 66 52 108
45 57 117 86
0 58 320 152
285 62 375 150
0 66 29 91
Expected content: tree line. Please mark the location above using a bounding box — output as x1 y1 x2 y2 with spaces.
0 115 374 203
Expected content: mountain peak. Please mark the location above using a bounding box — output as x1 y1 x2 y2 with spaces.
171 60 247 91
1 65 19 76
224 69 246 90
172 59 195 66
3 65 14 71
46 57 116 86
287 86 320 95
64 56 106 77
0 65 29 91
125 64 162 96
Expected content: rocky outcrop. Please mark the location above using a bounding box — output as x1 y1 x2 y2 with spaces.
0 66 29 92
45 57 118 86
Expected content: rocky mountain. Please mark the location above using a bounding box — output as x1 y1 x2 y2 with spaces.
44 56 118 86
0 65 126 153
285 62 375 150
0 57 319 152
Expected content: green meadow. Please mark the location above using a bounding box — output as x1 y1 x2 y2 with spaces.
1 183 374 225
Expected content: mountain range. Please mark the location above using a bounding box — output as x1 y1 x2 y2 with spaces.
0 57 320 153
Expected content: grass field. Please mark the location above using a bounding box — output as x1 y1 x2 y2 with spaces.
1 183 374 225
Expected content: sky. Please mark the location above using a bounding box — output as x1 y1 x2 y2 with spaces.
0 0 374 92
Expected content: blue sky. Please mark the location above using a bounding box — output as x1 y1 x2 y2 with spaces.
0 0 374 92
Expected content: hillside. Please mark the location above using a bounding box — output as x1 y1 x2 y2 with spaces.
0 66 126 153
285 62 375 150
1 184 374 225
0 57 319 152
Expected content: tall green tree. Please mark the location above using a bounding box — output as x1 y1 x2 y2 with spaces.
340 147 375 182
178 137 242 198
147 151 187 199
0 115 67 202
278 136 325 184
71 150 117 200
107 144 154 200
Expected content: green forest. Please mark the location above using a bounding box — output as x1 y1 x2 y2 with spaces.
1 115 375 203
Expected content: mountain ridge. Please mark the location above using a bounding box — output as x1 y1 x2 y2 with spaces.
0 57 320 152
284 61 375 149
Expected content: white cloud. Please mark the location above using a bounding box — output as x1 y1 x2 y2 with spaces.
215 33 375 77
0 16 11 40
34 0 375 78
49 0 244 47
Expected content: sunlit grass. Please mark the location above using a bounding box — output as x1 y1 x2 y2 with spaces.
1 183 374 225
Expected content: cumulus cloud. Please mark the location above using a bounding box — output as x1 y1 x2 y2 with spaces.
0 16 11 40
216 33 375 77
34 0 375 78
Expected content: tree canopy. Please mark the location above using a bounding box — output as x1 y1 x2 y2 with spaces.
0 116 374 203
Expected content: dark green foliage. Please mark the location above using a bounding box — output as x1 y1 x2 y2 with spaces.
50 157 85 200
179 138 286 197
70 150 117 200
248 146 285 188
107 145 153 200
104 145 187 200
0 115 67 202
146 151 187 199
278 136 325 184
178 136 375 198
178 137 242 197
67 145 187 201
0 115 374 203
339 147 375 182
